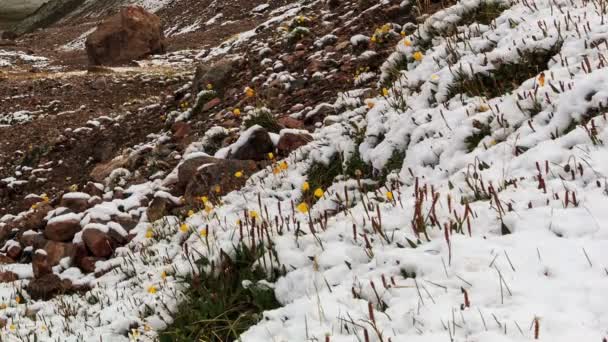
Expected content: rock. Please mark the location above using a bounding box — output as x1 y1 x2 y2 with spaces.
146 196 173 222
191 58 240 95
45 216 81 242
85 6 166 65
19 232 47 250
172 122 191 141
32 249 52 278
183 157 261 204
277 131 313 155
43 241 77 266
278 116 305 129
6 244 21 260
19 202 53 231
0 271 18 283
0 255 14 264
60 192 91 213
27 273 71 301
77 256 103 273
90 155 130 182
113 215 138 232
229 126 275 161
23 194 44 208
84 182 104 198
82 229 114 258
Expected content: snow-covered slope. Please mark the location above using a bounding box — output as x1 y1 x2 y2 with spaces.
1 0 608 341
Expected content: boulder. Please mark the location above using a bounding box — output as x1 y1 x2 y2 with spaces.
228 126 275 161
0 255 14 264
191 58 240 96
6 243 21 260
82 229 113 258
278 117 305 129
146 196 173 222
60 192 91 213
45 215 81 242
277 131 313 155
32 249 52 279
19 202 53 231
85 5 166 65
90 155 130 182
27 274 71 301
43 241 77 266
0 271 18 283
183 157 260 204
77 256 103 274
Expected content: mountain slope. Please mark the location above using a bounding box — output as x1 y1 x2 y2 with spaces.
0 0 608 341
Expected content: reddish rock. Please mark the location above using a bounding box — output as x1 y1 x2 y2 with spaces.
27 274 71 301
172 121 192 140
0 271 18 283
146 196 173 222
277 131 313 155
176 156 260 200
0 255 14 264
45 216 81 242
60 193 91 213
279 116 305 129
85 6 166 65
32 250 52 279
23 195 44 208
19 233 47 250
229 126 275 161
19 202 53 231
82 229 114 258
77 256 103 273
43 241 77 266
201 97 221 112
84 182 105 198
6 244 22 260
90 155 129 182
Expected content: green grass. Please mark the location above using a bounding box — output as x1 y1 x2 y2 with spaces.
447 44 562 101
244 110 282 133
159 243 281 342
465 120 492 152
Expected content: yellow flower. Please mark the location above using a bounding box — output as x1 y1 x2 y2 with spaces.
413 51 423 62
314 188 324 198
302 182 310 192
538 72 545 87
180 223 189 233
382 88 389 97
386 191 394 201
131 329 141 338
9 324 15 332
431 74 439 81
404 39 412 46
31 203 38 210
268 152 275 160
245 87 255 97
233 108 241 116
272 167 281 174
40 194 49 202
489 139 497 146
200 228 208 237
187 210 195 217
235 171 244 178
161 271 167 280
279 161 288 170
200 196 209 203
144 324 152 332
69 184 78 192
206 83 213 90
204 203 213 214
297 202 309 213
147 286 157 294
15 296 20 304
367 101 375 109
400 31 406 37
236 219 242 225
145 229 154 239
371 35 377 43
40 325 46 331
249 211 259 219
215 185 221 193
